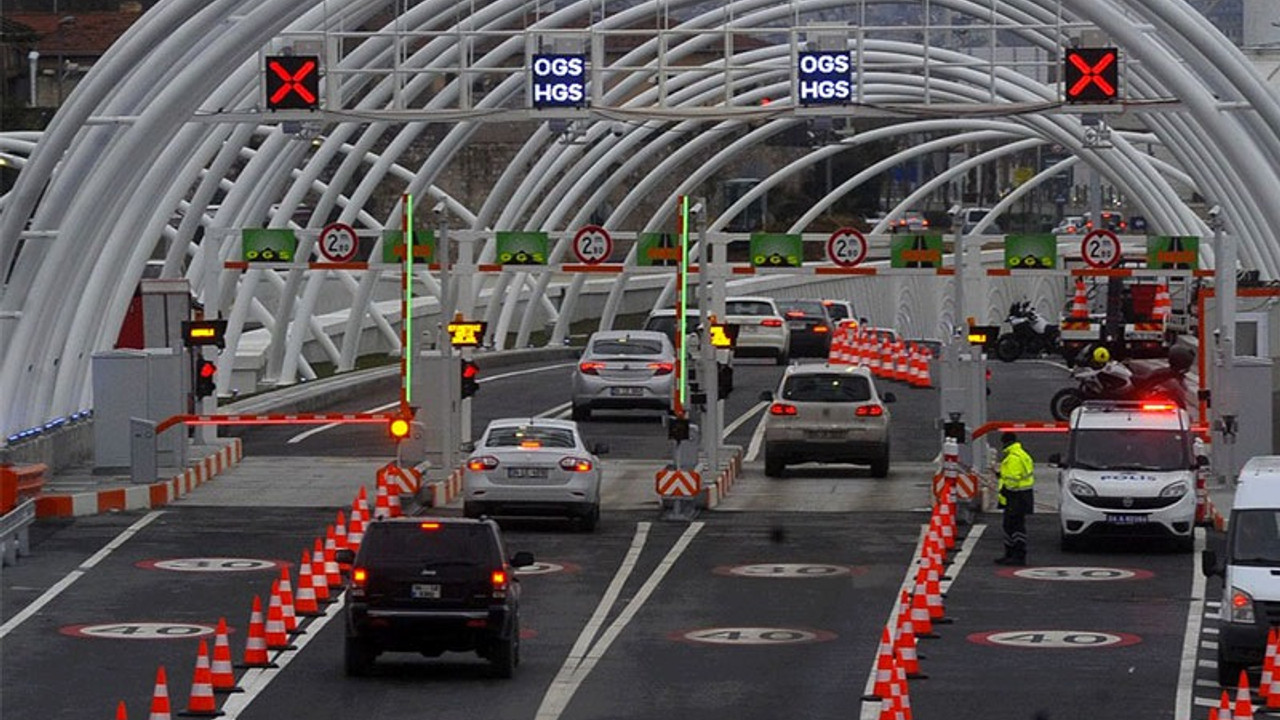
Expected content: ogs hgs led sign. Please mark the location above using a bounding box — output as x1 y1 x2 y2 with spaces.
796 51 853 105
531 53 587 108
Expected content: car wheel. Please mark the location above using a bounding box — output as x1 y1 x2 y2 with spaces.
571 403 590 421
344 635 376 677
995 335 1022 363
870 448 890 479
764 454 786 478
490 621 518 678
579 504 600 532
1049 388 1085 422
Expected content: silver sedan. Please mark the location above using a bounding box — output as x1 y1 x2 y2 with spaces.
571 330 676 420
462 418 608 531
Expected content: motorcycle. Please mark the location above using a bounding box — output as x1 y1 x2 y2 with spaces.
1048 345 1195 421
995 301 1061 363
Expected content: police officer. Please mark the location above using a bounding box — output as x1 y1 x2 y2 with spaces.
995 431 1035 566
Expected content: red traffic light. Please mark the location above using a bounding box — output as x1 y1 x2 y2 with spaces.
461 360 480 399
194 359 217 398
265 56 320 110
1063 48 1119 103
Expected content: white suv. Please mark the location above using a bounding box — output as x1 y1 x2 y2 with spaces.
759 363 895 478
724 296 790 364
1052 400 1200 552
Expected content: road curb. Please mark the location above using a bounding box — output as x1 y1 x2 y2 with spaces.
34 440 243 518
703 447 744 509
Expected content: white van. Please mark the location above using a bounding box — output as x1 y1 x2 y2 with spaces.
1051 400 1201 552
1203 456 1280 686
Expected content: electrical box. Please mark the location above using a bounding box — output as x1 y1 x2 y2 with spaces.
93 349 187 472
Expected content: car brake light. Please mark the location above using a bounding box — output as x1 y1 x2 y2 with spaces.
856 405 884 417
813 325 829 334
467 456 499 471
770 402 797 416
649 362 673 375
1141 403 1176 412
579 361 606 375
762 318 783 327
519 440 543 449
560 456 593 472
352 567 368 586
785 310 805 318
491 569 508 597
419 522 441 530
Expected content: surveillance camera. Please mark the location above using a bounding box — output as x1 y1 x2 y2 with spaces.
433 201 446 215
690 202 704 216
610 122 625 137
1208 205 1222 219
948 204 961 217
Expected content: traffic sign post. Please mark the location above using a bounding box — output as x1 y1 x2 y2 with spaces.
1080 229 1122 269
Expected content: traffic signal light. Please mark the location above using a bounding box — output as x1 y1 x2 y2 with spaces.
461 360 480 399
388 416 411 442
1063 48 1119 103
195 359 217 398
265 55 320 110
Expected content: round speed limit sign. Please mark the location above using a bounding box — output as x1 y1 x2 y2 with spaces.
1080 229 1121 269
572 225 613 265
827 227 868 267
318 223 360 263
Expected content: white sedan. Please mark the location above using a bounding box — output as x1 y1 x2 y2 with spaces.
463 418 608 531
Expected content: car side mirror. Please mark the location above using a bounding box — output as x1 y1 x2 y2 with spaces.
335 548 355 565
593 442 610 455
759 390 773 402
882 392 897 404
1202 549 1223 578
1048 453 1062 466
461 441 475 453
510 551 535 568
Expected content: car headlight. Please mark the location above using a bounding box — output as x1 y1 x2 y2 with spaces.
1227 586 1257 624
1159 481 1188 498
1069 480 1097 497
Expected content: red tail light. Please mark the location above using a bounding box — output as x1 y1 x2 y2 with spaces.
419 522 441 530
491 569 509 597
467 456 499 471
813 325 829 334
579 361 606 375
1141 403 1176 412
920 219 930 227
856 405 885 417
785 310 805 318
648 362 674 375
770 402 797 416
762 318 783 328
352 567 368 587
560 457 593 472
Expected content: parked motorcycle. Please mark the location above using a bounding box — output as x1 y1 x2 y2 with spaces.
1049 344 1195 421
995 301 1061 362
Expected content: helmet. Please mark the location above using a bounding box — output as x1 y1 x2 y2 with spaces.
1092 346 1111 365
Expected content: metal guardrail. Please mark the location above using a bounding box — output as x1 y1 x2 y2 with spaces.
0 498 34 567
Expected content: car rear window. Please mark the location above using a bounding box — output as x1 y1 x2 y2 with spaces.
592 338 666 355
359 524 500 566
487 426 576 448
726 301 774 316
781 374 872 402
778 300 826 317
824 304 850 321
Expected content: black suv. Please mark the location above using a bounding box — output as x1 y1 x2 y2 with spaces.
338 517 534 677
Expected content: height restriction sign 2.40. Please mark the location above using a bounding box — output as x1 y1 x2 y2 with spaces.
1080 229 1122 269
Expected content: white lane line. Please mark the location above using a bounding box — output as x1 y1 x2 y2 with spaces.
536 522 703 720
723 401 767 439
745 408 768 462
286 362 579 443
540 402 572 419
1175 527 1209 720
0 511 164 639
219 594 346 718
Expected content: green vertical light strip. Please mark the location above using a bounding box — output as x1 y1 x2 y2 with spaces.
404 194 414 406
677 195 690 410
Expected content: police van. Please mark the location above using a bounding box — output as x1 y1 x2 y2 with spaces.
1203 456 1280 686
1050 400 1202 552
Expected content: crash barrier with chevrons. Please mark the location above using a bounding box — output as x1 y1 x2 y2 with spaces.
377 462 422 495
34 440 243 518
419 465 464 508
702 448 745 509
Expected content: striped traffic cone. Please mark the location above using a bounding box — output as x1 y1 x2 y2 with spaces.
264 582 293 650
210 618 238 693
148 666 171 720
894 592 925 679
333 511 349 553
373 482 392 520
861 625 896 701
1217 688 1234 720
116 700 128 720
240 596 271 668
347 507 366 552
1153 282 1172 321
909 589 936 638
184 639 222 716
310 541 331 602
1236 669 1256 719
1266 627 1280 710
276 567 298 633
294 555 321 616
353 485 370 517
320 535 342 589
888 651 913 720
918 348 933 389
1070 279 1089 319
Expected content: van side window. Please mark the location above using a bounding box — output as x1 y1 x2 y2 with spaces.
1231 510 1280 564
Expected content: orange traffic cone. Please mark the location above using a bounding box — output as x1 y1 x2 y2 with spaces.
333 510 349 553
1070 279 1089 319
936 496 956 550
373 482 392 520
310 541 331 602
185 639 221 716
294 554 321 616
894 592 925 679
1153 282 1172 320
889 651 913 720
861 626 896 701
149 666 171 720
347 507 366 551
320 535 342 588
1237 669 1256 720
909 589 936 638
265 582 292 650
210 618 238 693
240 595 272 668
353 485 370 517
1267 628 1280 710
1260 628 1277 706
1217 689 1232 720
276 567 298 633
116 700 128 720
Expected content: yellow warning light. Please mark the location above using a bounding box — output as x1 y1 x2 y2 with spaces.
389 417 411 440
708 323 738 349
446 321 486 347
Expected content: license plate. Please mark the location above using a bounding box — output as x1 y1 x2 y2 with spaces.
610 386 643 396
411 583 441 599
806 429 845 440
788 321 807 330
508 467 549 479
1105 513 1149 525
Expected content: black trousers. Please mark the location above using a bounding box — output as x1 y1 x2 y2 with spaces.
1001 488 1034 559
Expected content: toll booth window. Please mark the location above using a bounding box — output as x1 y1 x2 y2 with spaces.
781 375 871 403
